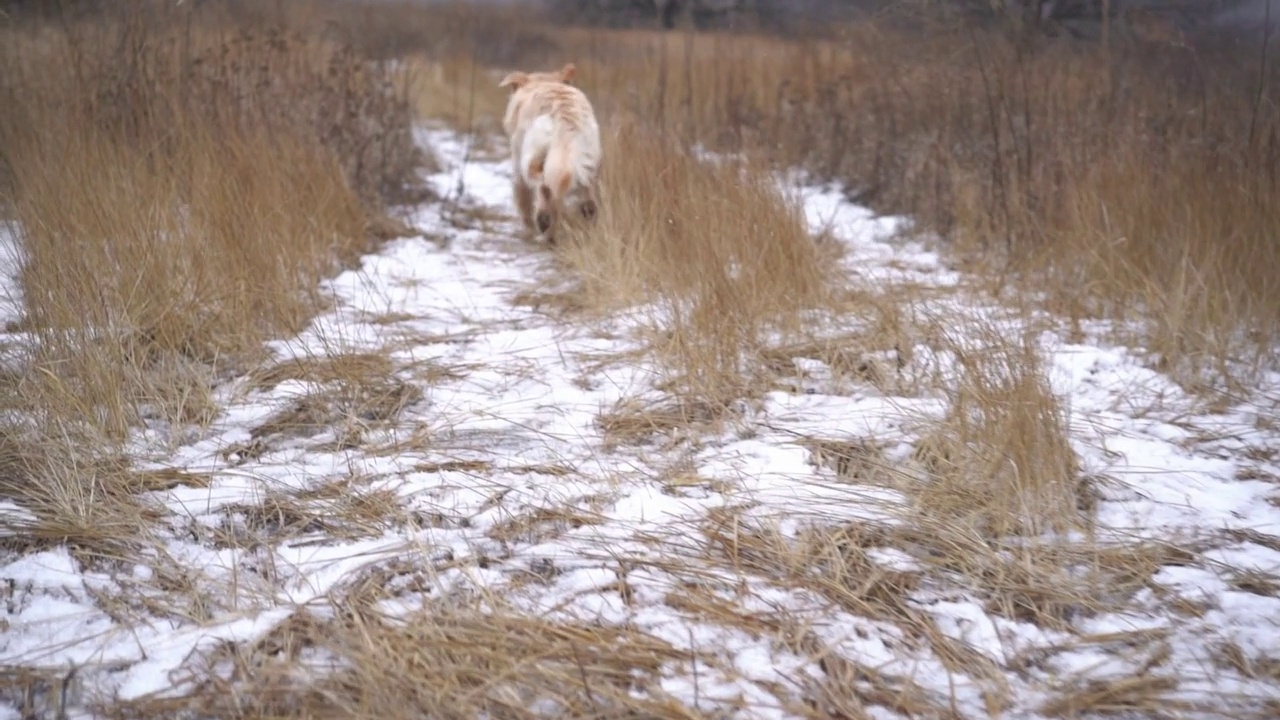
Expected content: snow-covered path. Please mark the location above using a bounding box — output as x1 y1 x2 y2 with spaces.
4 126 1280 718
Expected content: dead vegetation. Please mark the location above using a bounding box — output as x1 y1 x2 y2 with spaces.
691 503 1211 713
910 322 1083 538
597 395 738 448
108 594 700 720
559 118 841 406
224 357 426 464
0 0 429 553
0 441 156 554
1 0 1277 718
393 3 1278 391
214 482 405 547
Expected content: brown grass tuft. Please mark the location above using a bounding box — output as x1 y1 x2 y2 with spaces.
1039 674 1182 718
697 511 1010 715
0 435 155 553
216 482 405 547
226 376 423 464
247 353 397 393
910 322 1082 538
1213 641 1280 682
1054 139 1280 388
7 123 368 434
597 395 733 448
561 119 839 402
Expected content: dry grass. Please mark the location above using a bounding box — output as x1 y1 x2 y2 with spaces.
406 56 514 137
691 504 1205 715
760 287 938 397
0 4 424 439
224 357 426 464
7 122 367 431
0 438 155 553
246 352 393 389
109 593 703 720
698 517 1010 717
74 2 1271 394
597 395 736 449
215 481 406 547
2 1 1276 718
561 118 840 403
389 6 1279 389
1053 137 1279 386
654 317 1213 713
910 321 1083 538
0 0 423 563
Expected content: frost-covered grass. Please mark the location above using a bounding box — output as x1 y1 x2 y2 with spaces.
3 124 1280 719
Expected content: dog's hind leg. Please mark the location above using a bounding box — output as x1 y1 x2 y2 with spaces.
513 178 536 231
535 185 557 244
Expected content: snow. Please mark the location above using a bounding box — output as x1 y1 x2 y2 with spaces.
2 124 1280 718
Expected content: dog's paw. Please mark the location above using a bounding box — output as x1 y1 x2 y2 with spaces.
536 211 553 234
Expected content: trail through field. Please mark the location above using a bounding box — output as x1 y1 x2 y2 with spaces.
4 126 1280 719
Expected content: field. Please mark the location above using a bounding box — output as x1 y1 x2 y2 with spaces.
1 1 1279 718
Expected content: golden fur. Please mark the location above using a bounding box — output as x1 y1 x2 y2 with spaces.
498 63 602 243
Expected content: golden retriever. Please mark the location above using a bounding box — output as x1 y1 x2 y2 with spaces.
498 63 602 243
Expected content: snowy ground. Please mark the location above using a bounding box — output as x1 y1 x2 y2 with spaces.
3 126 1280 718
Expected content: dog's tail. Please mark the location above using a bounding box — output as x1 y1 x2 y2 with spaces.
541 120 600 206
520 115 556 185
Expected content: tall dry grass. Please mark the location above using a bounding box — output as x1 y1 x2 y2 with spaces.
561 119 839 403
0 2 423 535
0 2 1273 716
911 321 1082 539
390 6 1279 390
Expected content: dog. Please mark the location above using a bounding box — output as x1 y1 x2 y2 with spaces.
498 63 602 243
